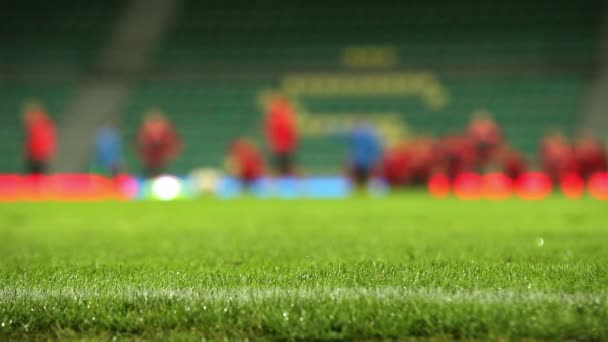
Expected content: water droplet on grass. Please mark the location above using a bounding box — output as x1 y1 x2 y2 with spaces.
536 238 544 247
283 312 289 321
1 322 5 327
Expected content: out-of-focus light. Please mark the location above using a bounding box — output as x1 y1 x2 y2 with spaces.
0 174 23 202
276 177 300 198
428 173 450 199
588 172 608 200
23 174 53 201
453 173 482 200
51 174 115 201
560 172 584 200
303 177 350 198
516 172 552 200
115 174 140 200
483 172 513 200
151 175 182 201
368 178 389 197
216 177 242 198
190 168 221 194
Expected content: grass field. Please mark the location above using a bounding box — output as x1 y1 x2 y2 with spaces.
1 196 607 340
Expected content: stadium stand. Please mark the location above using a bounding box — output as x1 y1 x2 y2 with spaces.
0 0 125 172
122 79 271 173
0 0 605 173
156 0 603 68
109 0 601 173
120 74 588 173
0 0 124 68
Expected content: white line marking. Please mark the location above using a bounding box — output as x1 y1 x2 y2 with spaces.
1 287 606 305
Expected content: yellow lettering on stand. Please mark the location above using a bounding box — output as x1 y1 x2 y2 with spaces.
258 72 450 143
342 46 399 69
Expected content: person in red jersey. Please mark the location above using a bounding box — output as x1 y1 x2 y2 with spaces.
439 134 477 180
382 141 410 187
495 144 527 181
467 110 503 170
575 133 607 180
540 131 579 183
23 101 56 174
137 110 182 177
227 138 266 185
407 135 440 185
264 96 298 176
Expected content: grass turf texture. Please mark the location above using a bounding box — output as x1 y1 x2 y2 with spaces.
0 196 607 340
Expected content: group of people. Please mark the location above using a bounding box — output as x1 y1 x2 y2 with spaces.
94 109 183 177
21 99 607 188
20 103 181 177
227 105 607 188
381 113 607 187
20 98 300 179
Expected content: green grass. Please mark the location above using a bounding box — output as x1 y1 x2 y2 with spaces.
0 196 607 340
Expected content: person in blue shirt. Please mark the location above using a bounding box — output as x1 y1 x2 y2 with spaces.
350 122 383 186
94 123 123 176
335 120 383 187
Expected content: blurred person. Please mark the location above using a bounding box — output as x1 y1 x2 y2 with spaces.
406 136 440 185
467 110 503 169
265 96 299 176
382 141 410 187
574 133 607 180
227 138 266 186
439 134 477 180
94 123 123 176
137 110 182 177
382 136 440 187
495 144 527 181
540 131 579 183
345 121 383 187
23 101 56 174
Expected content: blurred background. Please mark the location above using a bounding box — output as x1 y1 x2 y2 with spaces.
1 0 608 198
